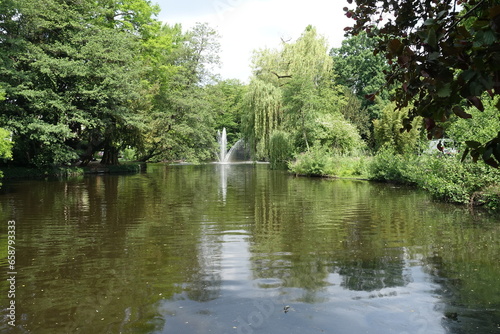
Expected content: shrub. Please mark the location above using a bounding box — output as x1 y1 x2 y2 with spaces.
269 130 293 169
312 114 365 155
288 145 335 176
368 147 417 184
368 148 500 209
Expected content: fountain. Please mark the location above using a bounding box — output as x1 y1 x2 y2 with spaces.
217 128 248 163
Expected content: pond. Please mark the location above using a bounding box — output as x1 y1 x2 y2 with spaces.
0 163 499 334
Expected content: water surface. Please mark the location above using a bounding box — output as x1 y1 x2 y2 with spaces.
0 163 499 333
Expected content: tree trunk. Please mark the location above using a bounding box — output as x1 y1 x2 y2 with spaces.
101 143 120 165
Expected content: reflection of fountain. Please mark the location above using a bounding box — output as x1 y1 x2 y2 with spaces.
218 164 228 203
217 128 249 163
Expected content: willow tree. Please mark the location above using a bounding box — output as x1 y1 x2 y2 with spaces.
242 79 282 160
280 26 334 150
244 26 346 159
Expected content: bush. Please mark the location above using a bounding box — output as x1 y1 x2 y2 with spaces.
368 147 417 184
312 114 365 155
122 147 137 161
288 144 370 178
288 145 335 176
368 149 500 209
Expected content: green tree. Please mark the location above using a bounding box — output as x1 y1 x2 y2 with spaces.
345 0 500 167
448 96 500 148
280 26 334 150
243 26 359 160
0 0 157 166
137 23 222 162
330 31 389 111
206 79 246 146
242 78 282 159
373 102 423 154
337 88 372 145
0 128 12 160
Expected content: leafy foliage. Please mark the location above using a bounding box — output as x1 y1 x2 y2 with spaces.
242 78 282 159
0 0 149 166
330 31 390 112
137 22 223 163
346 0 500 167
0 128 12 160
337 88 373 145
373 102 423 154
312 113 365 154
269 130 293 169
448 95 500 148
243 26 363 161
288 145 335 176
369 149 500 208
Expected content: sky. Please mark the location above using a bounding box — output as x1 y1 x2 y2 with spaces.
154 0 353 83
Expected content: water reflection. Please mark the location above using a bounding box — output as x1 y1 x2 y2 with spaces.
0 164 498 334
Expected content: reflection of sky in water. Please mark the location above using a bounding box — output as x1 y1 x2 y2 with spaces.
157 230 445 334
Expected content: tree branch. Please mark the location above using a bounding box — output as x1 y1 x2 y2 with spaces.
271 71 292 79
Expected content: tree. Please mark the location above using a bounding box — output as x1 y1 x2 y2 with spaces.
206 79 246 146
242 78 282 159
345 0 500 167
175 22 221 86
330 31 389 112
373 102 423 154
280 26 334 150
0 90 12 161
243 26 353 159
448 96 500 147
0 0 156 166
337 87 373 145
137 23 222 162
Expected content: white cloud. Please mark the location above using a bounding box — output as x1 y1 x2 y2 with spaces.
158 0 352 82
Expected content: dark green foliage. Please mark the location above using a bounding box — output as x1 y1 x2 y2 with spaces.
207 79 246 146
346 0 500 167
330 31 390 113
1 1 227 167
0 0 146 167
137 23 223 163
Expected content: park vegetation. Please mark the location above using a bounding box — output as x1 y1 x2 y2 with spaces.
1 0 499 209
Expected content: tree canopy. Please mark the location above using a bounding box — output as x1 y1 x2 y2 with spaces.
345 0 500 167
242 26 364 164
0 0 229 166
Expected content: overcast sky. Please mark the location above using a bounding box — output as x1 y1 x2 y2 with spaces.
154 0 352 83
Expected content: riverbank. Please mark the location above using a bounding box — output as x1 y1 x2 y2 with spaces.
0 162 146 180
288 150 500 211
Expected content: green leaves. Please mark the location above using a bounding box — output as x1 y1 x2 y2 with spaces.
347 0 500 167
0 0 155 166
